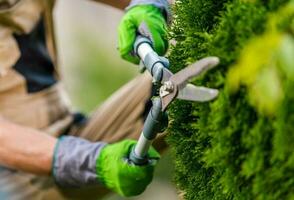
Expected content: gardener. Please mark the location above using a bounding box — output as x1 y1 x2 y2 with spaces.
0 0 170 199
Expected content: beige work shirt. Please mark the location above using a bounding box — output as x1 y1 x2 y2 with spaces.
0 0 56 76
0 0 69 130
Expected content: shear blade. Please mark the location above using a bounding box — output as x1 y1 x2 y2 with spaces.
177 84 219 102
171 57 220 88
162 68 173 82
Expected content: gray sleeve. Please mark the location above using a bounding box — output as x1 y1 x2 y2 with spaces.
126 0 171 22
52 136 107 187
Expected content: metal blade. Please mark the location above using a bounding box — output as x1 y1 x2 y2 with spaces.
161 87 177 111
177 84 219 102
170 57 220 89
161 68 173 83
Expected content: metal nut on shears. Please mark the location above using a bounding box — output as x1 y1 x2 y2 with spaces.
160 81 174 97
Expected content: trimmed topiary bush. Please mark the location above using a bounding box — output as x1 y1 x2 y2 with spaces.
167 0 294 199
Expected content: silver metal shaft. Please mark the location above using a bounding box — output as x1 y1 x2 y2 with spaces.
137 42 153 60
134 133 153 158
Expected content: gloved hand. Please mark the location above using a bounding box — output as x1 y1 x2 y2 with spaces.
118 0 170 64
97 140 160 197
53 137 160 197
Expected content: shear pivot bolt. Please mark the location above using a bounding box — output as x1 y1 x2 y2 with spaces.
160 81 174 97
163 81 174 92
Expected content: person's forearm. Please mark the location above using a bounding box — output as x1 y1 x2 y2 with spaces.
0 117 57 175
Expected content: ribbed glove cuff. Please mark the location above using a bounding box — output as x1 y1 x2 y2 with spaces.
126 0 171 22
52 136 107 187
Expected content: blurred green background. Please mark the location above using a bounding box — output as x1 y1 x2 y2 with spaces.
55 0 177 199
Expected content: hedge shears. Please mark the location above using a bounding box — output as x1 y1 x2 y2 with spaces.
129 36 220 165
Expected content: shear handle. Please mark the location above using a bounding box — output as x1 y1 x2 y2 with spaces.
134 36 168 82
129 98 168 165
171 57 220 88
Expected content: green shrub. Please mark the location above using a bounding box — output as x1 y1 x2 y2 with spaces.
167 0 294 199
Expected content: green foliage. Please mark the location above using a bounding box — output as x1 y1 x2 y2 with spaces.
167 0 294 199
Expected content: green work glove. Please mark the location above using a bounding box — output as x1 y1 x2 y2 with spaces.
118 4 168 64
96 140 160 197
